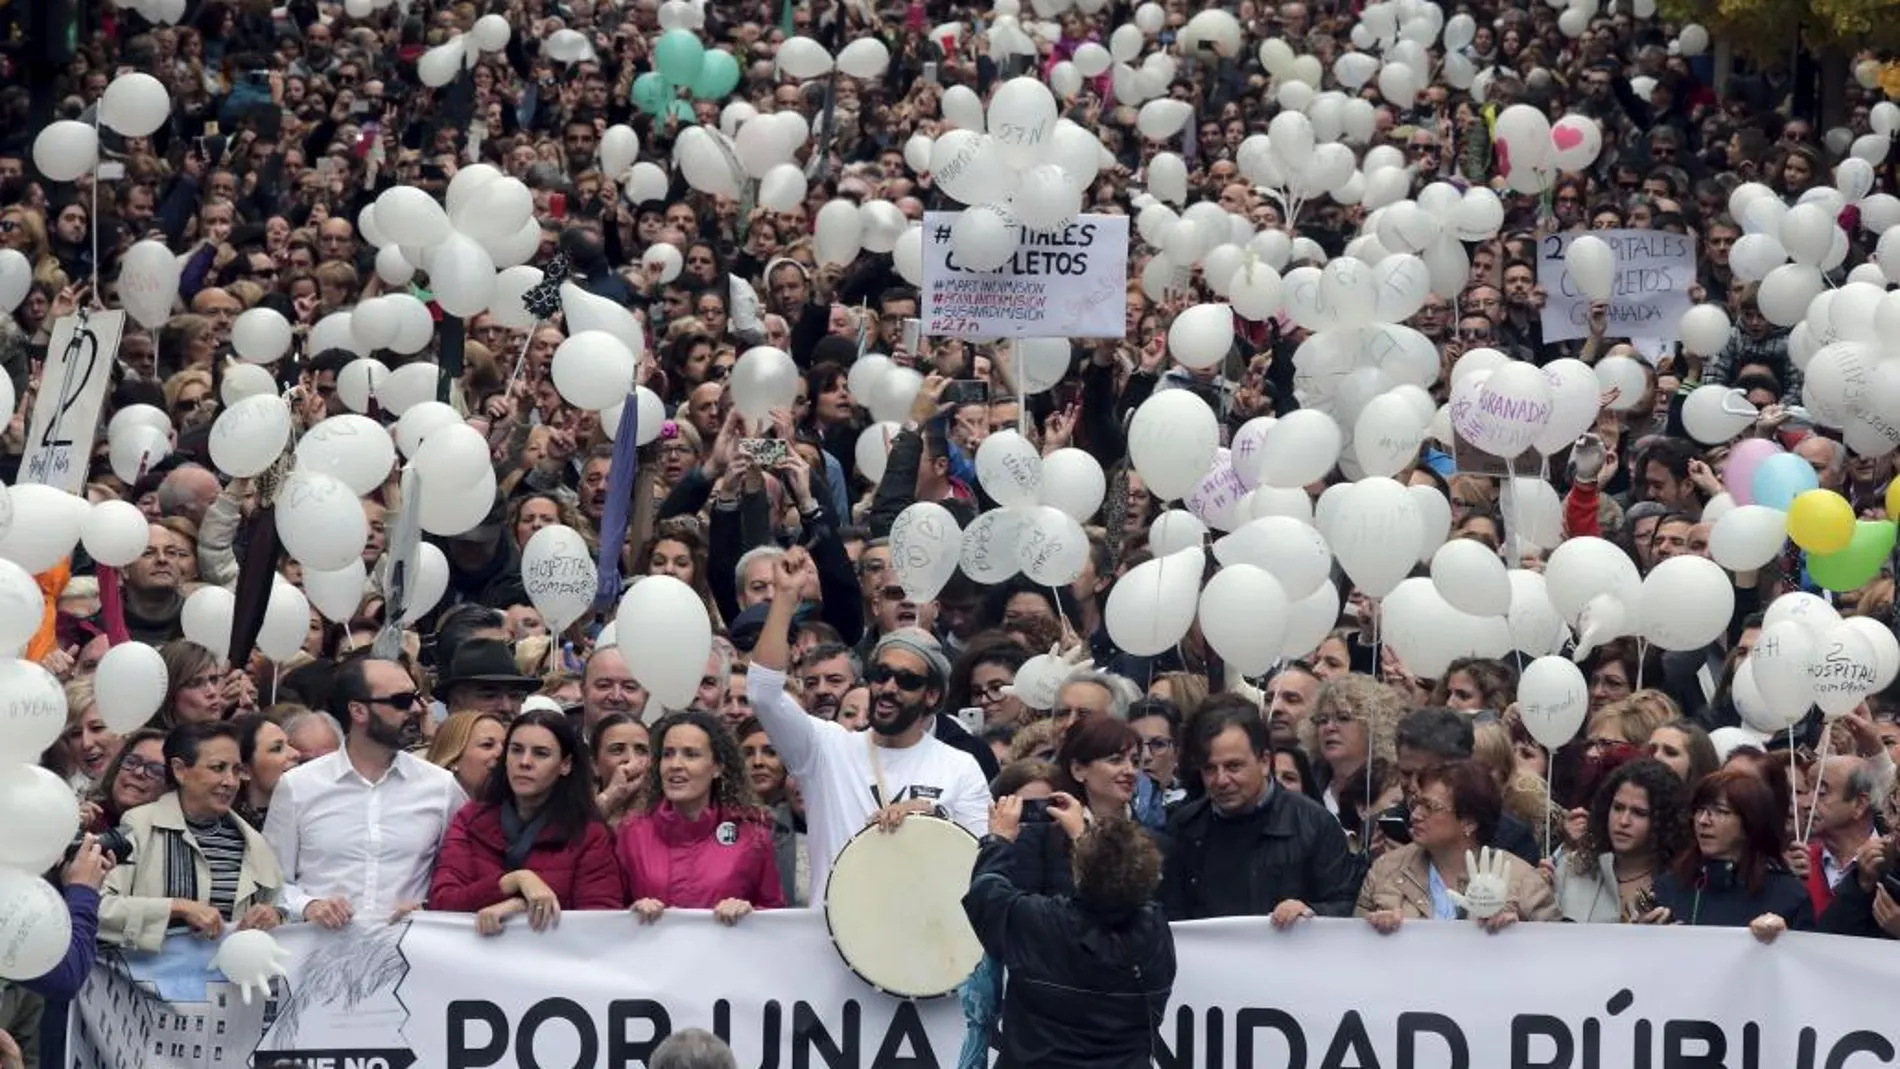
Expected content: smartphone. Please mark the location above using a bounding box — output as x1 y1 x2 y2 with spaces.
922 61 939 85
941 379 989 406
1020 797 1055 823
1375 803 1412 846
900 316 922 353
739 438 788 465
315 156 340 176
351 99 371 114
1051 380 1082 410
549 192 568 220
955 706 984 735
96 161 126 181
420 163 446 181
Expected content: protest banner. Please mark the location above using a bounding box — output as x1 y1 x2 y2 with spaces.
920 212 1129 340
73 913 1900 1069
22 309 125 494
1537 230 1696 346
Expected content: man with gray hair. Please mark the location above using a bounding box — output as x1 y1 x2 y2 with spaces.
283 710 344 761
156 464 221 526
1808 754 1881 915
652 1029 736 1069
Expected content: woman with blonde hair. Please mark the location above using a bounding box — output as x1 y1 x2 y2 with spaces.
1304 674 1404 819
1588 690 1679 749
426 711 508 798
1148 671 1207 721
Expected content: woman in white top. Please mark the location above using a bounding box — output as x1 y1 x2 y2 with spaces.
1553 758 1693 923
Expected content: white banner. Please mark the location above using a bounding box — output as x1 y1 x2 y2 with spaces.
1536 229 1696 346
23 309 124 494
920 212 1129 340
73 914 1900 1069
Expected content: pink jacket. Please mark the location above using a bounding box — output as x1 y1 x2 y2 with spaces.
615 802 786 910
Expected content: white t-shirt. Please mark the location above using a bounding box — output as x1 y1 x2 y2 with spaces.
747 664 990 906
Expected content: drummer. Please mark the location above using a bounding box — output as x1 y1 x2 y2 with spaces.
749 549 992 903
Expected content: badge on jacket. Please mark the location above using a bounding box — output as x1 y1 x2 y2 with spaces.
716 821 738 846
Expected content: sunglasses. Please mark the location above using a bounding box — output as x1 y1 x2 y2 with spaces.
866 664 930 691
366 690 420 710
878 585 909 602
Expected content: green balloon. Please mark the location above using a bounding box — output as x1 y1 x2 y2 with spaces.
690 48 741 100
1806 520 1897 592
632 72 672 115
655 28 707 85
665 99 699 124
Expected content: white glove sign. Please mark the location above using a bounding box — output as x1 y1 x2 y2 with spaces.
1446 847 1511 920
212 929 293 1005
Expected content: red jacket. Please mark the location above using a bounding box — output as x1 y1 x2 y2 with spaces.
429 802 627 912
615 801 786 910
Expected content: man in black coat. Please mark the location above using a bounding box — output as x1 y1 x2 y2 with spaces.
1819 834 1900 941
1161 697 1365 922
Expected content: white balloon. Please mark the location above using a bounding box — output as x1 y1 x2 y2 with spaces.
1544 536 1641 622
208 394 292 478
1018 506 1089 586
616 575 713 710
32 121 97 181
1214 516 1331 600
1808 623 1880 719
1255 410 1342 488
521 524 598 632
258 582 313 663
79 500 150 569
551 331 636 412
729 346 799 424
1104 548 1205 656
181 586 236 662
837 37 891 78
1198 565 1290 675
814 198 865 267
1167 304 1235 370
1326 477 1420 598
1640 555 1735 651
374 186 452 247
231 308 293 364
395 542 451 625
889 502 963 602
1507 570 1570 656
975 430 1044 508
1041 448 1106 521
117 240 181 328
1128 390 1219 501
1564 235 1615 301
1431 538 1511 617
93 641 168 732
1594 355 1648 411
304 559 367 624
0 866 71 980
1844 616 1900 692
277 470 369 572
1518 656 1589 749
0 485 84 574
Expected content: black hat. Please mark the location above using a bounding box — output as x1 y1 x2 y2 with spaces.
438 638 540 694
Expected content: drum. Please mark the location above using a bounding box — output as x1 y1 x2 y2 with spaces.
822 814 984 999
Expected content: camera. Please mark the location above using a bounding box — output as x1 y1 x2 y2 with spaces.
67 827 135 867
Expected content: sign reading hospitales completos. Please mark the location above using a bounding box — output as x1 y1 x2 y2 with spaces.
921 211 1129 339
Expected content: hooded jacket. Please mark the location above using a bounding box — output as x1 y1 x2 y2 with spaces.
615 801 786 909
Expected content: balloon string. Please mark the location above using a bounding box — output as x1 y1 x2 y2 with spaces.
1503 455 1521 571
1799 729 1830 845
1368 603 1381 819
1635 638 1647 690
1788 724 1798 838
89 115 101 305
506 324 538 389
270 661 279 707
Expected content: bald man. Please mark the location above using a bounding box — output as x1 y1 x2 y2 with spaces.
156 464 222 526
1795 435 1847 493
190 287 241 345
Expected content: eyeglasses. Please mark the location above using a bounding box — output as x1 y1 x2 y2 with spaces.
1695 803 1737 820
365 691 420 710
1410 796 1452 816
1140 736 1176 753
877 585 909 603
973 680 1011 704
121 755 167 781
866 664 930 691
1458 328 1494 342
1310 711 1361 727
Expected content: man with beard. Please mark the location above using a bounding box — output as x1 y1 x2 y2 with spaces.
794 642 859 721
264 657 467 929
749 549 989 903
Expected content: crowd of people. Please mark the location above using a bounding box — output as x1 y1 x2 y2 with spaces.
1 0 1899 1065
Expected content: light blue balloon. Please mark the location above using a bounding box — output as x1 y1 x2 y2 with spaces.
1751 451 1819 512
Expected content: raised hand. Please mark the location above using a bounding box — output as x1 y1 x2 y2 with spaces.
1446 847 1512 921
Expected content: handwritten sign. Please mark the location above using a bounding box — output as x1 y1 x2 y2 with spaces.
23 310 124 494
921 212 1129 339
1537 230 1696 346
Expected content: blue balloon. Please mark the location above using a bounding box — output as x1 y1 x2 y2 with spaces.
1751 451 1819 511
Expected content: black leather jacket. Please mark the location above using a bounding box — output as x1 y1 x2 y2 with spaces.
1161 786 1367 920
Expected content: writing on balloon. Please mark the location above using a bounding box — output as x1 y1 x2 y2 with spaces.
524 554 596 601
990 119 1049 147
1521 688 1585 728
1807 643 1877 695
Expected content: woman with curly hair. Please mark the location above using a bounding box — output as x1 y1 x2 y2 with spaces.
1433 658 1516 714
616 710 785 924
508 492 592 554
631 519 720 626
1303 674 1404 819
1555 758 1692 923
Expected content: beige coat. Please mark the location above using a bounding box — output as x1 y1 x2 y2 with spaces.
1354 843 1561 922
99 792 283 952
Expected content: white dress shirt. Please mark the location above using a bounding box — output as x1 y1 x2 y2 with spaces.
263 748 466 921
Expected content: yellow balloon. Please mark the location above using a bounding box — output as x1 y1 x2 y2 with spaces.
1888 478 1900 521
1786 489 1855 554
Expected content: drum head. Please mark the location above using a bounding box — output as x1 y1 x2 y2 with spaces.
823 815 984 999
